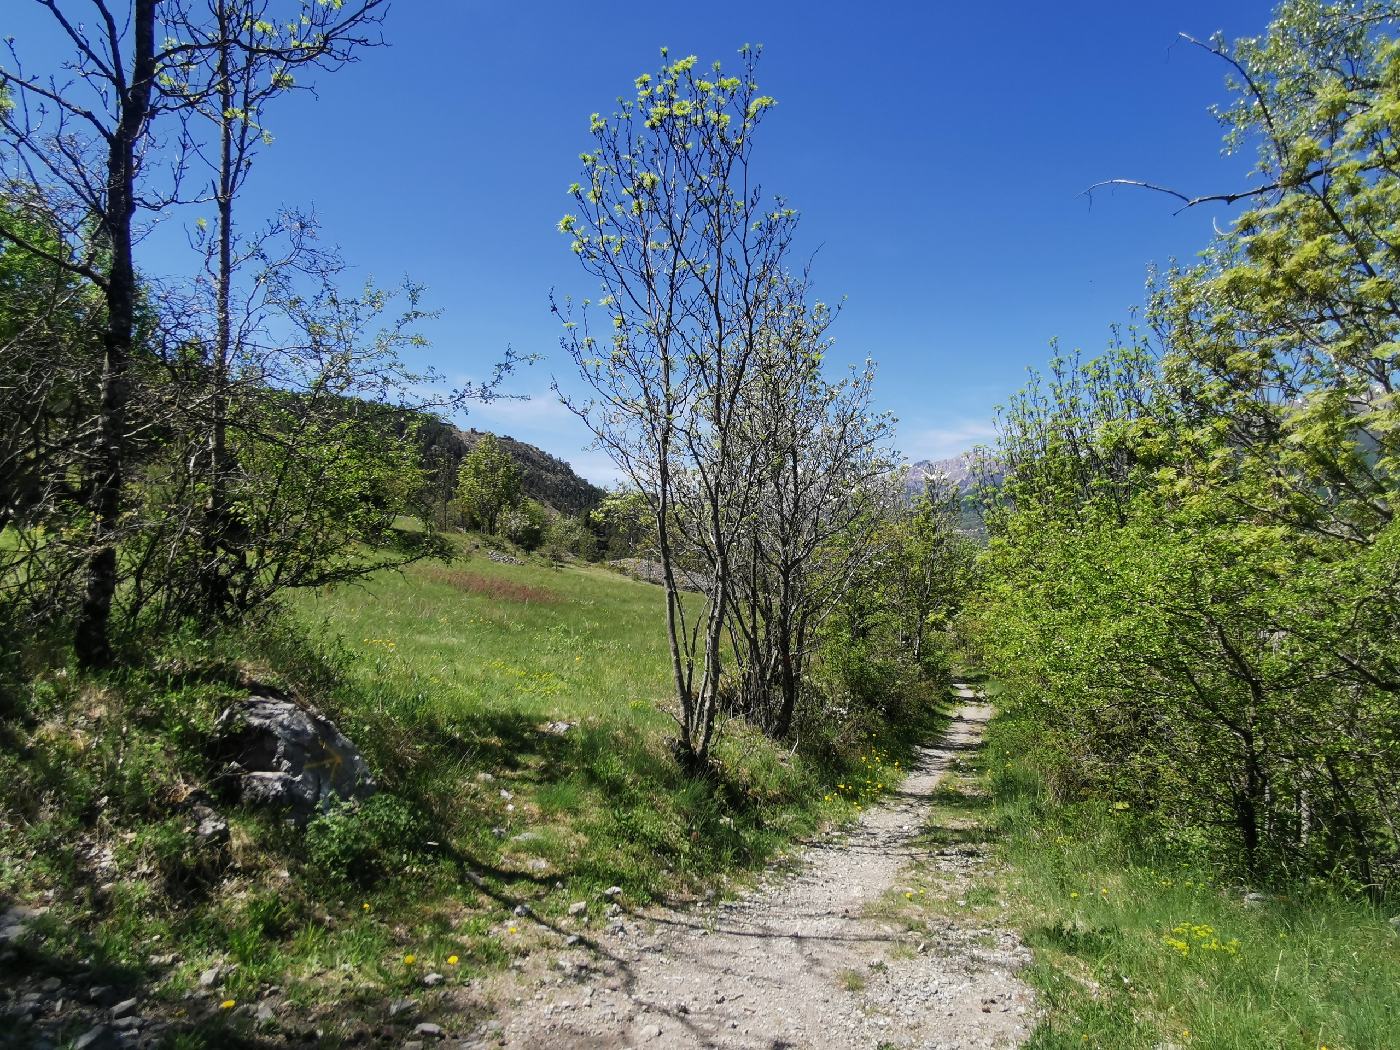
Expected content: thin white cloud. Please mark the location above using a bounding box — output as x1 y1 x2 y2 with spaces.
566 448 626 488
901 419 998 463
458 390 572 430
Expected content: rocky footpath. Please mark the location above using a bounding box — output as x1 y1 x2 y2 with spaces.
489 694 1035 1049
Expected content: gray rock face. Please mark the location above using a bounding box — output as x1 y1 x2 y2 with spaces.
214 693 376 823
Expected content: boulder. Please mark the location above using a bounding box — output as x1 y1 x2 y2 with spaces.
213 692 375 824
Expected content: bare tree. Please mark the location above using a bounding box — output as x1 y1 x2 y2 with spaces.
0 1 195 664
726 277 896 737
556 47 795 765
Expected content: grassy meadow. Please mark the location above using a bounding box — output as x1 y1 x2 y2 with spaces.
0 538 937 1042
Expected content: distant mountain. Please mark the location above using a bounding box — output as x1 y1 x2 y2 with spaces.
904 449 1001 536
904 449 999 497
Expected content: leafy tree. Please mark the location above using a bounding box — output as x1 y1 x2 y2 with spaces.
455 433 521 535
500 498 548 550
164 0 390 618
975 0 1400 894
589 488 653 557
886 476 977 669
725 279 897 736
0 1 174 665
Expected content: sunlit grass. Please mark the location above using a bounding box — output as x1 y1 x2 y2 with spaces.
0 537 939 1044
981 710 1400 1050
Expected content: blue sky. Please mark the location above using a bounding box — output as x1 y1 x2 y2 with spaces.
8 1 1279 483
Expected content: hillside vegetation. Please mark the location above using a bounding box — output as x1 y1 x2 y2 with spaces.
4 0 1400 1047
1 539 938 1044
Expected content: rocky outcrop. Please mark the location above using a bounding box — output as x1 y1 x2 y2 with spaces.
212 692 376 824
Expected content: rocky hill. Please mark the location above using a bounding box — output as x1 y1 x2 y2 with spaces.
416 417 605 516
457 428 605 514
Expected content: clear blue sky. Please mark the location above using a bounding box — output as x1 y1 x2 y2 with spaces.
8 1 1279 483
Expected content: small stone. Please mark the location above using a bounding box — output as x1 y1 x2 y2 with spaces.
39 976 61 992
412 1022 443 1038
422 972 444 987
1387 915 1400 933
389 998 417 1017
643 1024 663 1040
498 789 514 801
475 772 496 784
565 935 581 946
111 1015 143 1031
513 904 530 917
197 967 221 989
110 998 138 1019
568 902 587 917
602 886 623 899
402 1042 424 1050
73 1026 109 1050
255 1003 276 1027
490 827 506 839
1243 892 1268 905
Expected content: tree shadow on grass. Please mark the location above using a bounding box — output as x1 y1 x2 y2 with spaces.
0 911 291 1050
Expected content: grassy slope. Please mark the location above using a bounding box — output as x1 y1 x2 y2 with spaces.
0 543 935 1044
961 692 1399 1050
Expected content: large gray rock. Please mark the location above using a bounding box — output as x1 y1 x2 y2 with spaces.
213 693 375 823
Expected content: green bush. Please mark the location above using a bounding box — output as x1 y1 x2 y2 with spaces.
304 793 424 886
499 499 549 551
543 514 597 561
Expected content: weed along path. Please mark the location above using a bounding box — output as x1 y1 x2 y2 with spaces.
493 688 1034 1049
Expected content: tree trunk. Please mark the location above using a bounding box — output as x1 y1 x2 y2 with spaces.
75 0 157 668
199 12 236 618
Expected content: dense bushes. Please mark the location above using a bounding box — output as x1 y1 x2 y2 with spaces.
970 0 1400 897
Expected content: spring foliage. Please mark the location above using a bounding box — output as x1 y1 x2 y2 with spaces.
971 0 1400 895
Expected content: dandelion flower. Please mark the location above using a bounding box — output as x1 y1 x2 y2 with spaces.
403 954 416 965
508 926 518 934
219 999 236 1010
447 955 459 966
362 902 371 912
1070 891 1080 899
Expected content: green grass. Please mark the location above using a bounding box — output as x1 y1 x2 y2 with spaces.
977 708 1400 1050
0 539 941 1044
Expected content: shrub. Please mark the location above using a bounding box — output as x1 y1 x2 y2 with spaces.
304 793 424 886
499 499 549 551
543 514 597 562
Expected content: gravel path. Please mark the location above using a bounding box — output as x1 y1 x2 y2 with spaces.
494 687 1034 1049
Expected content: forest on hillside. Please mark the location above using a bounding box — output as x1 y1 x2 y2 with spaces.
2 0 1398 1047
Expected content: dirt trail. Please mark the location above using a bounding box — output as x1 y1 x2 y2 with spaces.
493 687 1035 1049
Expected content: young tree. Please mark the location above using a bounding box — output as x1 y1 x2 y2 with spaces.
556 46 795 765
725 280 897 736
163 0 388 617
886 475 976 667
455 433 521 535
